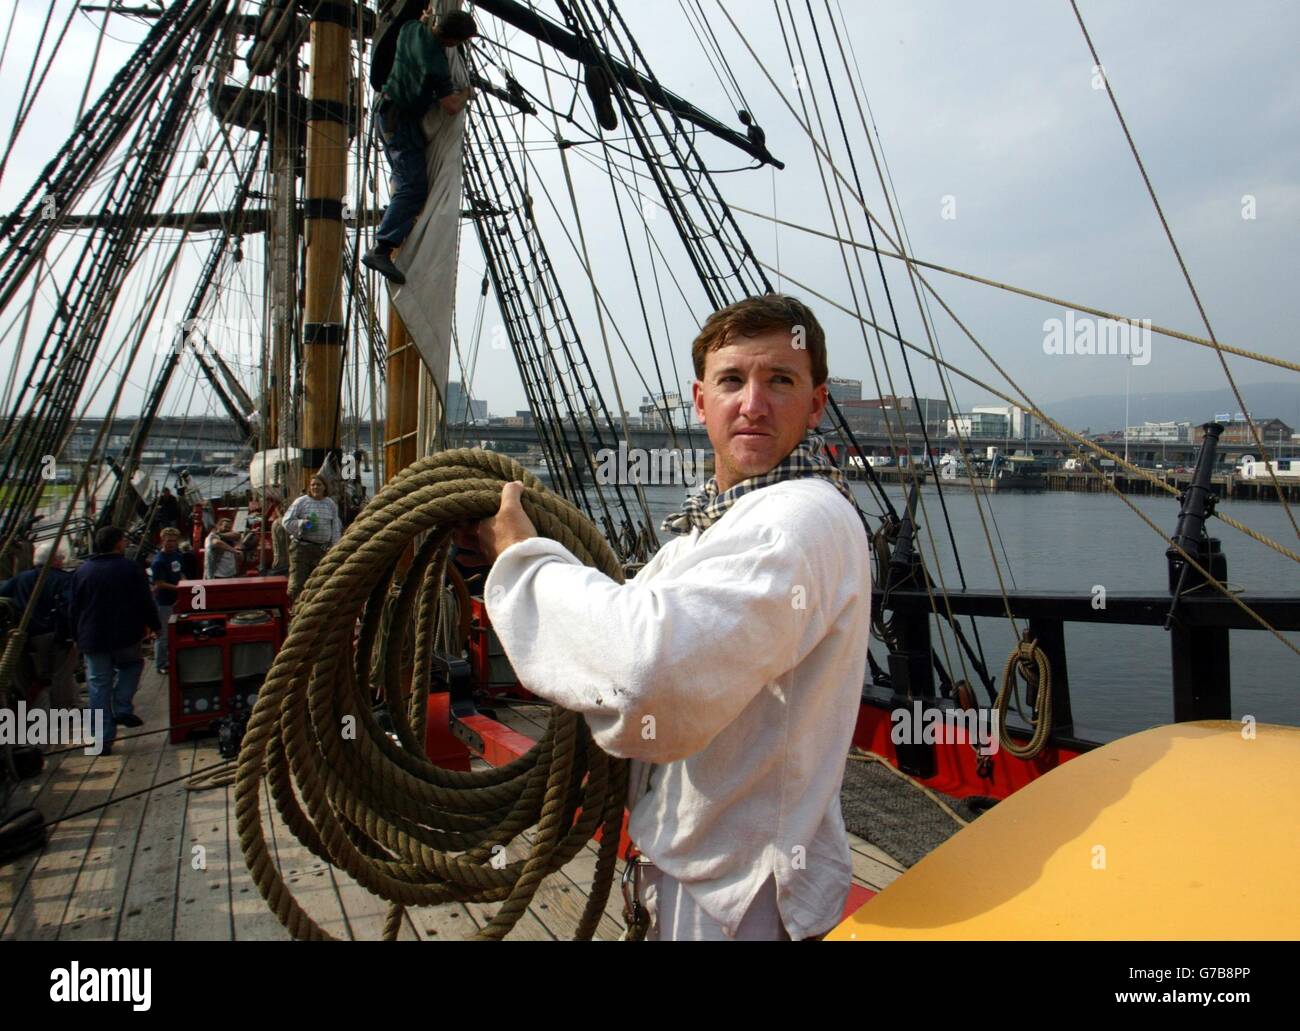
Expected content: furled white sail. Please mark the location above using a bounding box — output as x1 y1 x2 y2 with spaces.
387 42 469 413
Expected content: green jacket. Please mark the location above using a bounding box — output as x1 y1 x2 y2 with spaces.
383 21 456 115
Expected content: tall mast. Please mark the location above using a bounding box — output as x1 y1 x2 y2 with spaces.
384 310 420 481
266 61 298 448
299 3 352 486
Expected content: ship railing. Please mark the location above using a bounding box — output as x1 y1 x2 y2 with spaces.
873 585 1300 751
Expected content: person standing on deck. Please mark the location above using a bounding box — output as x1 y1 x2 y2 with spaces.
152 486 183 531
204 517 241 579
0 541 77 713
148 527 185 674
281 474 342 600
473 295 872 941
70 526 159 754
361 6 477 285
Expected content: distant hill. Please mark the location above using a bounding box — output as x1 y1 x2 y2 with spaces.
1039 382 1299 434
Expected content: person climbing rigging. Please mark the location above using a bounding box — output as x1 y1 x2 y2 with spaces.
362 5 478 286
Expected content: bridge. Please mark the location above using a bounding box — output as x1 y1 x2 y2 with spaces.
449 423 1268 469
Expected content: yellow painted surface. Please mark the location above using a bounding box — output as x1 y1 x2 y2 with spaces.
828 721 1300 940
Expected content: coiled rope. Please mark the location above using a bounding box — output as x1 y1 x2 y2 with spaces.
236 449 629 940
995 636 1053 760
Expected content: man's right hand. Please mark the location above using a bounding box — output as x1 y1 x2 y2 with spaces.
475 482 538 563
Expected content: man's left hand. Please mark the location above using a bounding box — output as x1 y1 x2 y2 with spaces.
475 481 537 563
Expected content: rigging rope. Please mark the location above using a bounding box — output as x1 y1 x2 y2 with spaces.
236 449 628 940
1067 0 1299 539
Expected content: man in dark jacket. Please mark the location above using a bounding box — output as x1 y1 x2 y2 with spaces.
69 526 160 753
152 487 184 532
361 6 477 284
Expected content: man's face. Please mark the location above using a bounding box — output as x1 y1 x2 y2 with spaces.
309 479 326 500
162 536 178 552
692 328 827 492
217 519 232 533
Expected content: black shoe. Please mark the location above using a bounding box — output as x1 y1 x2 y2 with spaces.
361 247 406 285
117 714 144 729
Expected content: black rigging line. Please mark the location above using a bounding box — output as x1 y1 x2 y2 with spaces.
464 76 645 546
783 0 994 685
0 0 75 187
786 1 976 581
0 0 267 551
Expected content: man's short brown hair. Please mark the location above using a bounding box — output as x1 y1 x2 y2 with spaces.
160 527 181 540
690 294 828 386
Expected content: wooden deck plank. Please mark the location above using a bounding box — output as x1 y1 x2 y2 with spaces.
10 744 130 940
848 834 907 875
117 739 197 940
460 840 557 942
403 899 479 941
517 827 625 940
847 839 903 892
226 772 291 941
261 779 350 939
59 733 169 940
173 742 234 941
54 664 171 941
0 740 99 938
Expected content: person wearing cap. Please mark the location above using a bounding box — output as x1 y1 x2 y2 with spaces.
474 294 873 941
361 5 477 285
149 527 186 674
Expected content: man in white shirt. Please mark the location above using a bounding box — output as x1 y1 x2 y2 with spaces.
475 294 872 940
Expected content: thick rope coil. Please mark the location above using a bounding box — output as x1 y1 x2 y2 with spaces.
995 636 1053 760
236 449 629 940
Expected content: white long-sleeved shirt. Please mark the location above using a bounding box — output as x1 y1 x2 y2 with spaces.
484 478 872 939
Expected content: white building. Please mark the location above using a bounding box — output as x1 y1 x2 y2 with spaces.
639 391 697 430
971 404 1039 440
947 412 1010 438
1124 421 1191 442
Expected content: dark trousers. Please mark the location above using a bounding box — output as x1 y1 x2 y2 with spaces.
374 101 428 249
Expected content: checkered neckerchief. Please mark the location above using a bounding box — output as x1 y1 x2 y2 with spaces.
661 433 856 536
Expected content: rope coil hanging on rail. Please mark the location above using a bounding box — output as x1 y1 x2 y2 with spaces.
995 635 1053 760
236 449 628 940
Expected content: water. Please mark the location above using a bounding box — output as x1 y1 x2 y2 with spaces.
89 465 1297 741
627 481 1299 742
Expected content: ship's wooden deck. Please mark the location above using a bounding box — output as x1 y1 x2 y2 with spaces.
0 668 903 940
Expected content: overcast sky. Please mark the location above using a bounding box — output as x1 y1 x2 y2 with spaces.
0 0 1295 430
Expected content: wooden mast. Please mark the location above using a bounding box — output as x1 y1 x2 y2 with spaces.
265 61 297 447
299 2 352 488
384 308 420 482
